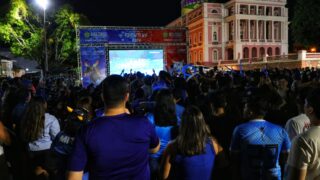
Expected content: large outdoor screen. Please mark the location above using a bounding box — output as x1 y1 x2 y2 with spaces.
109 49 164 75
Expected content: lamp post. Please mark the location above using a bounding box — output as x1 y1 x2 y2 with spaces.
36 0 49 73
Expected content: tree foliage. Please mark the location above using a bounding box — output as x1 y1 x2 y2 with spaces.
0 0 43 62
0 0 90 68
53 5 90 65
291 0 320 49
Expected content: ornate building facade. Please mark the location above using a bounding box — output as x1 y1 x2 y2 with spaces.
167 0 289 65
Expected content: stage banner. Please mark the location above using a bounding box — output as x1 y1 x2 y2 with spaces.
107 29 137 43
79 28 186 44
136 29 186 43
80 47 106 88
79 29 108 44
165 46 187 67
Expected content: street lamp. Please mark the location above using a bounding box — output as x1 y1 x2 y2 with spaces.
36 0 49 73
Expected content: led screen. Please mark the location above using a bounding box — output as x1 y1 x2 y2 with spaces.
109 49 164 75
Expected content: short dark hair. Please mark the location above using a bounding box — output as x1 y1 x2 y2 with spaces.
306 88 320 119
102 75 129 108
245 88 269 117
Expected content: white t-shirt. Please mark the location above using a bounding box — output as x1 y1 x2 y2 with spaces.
285 114 310 141
287 126 320 180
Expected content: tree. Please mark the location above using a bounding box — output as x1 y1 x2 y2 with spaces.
0 0 90 70
52 5 90 66
291 0 320 50
0 0 43 63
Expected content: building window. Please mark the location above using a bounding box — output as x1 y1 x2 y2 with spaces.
258 6 264 15
250 6 256 15
211 9 218 14
229 22 234 41
274 7 281 16
252 47 257 58
240 5 248 14
228 7 234 16
213 50 218 61
266 7 272 16
275 47 280 55
199 32 202 43
243 47 249 59
240 21 244 40
260 47 265 57
267 47 273 56
213 32 218 42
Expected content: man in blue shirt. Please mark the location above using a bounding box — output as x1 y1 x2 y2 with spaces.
68 75 160 180
230 90 291 180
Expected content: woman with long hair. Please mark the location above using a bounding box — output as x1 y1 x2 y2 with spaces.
160 106 224 180
147 89 178 179
20 96 60 179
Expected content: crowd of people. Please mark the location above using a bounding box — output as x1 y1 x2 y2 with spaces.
0 66 320 180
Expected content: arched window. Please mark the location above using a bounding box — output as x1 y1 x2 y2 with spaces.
252 47 257 58
213 50 218 61
227 48 234 60
243 47 249 59
211 9 218 14
260 47 265 57
267 47 273 56
275 47 280 55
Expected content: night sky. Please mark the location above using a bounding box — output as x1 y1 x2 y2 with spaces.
56 0 182 26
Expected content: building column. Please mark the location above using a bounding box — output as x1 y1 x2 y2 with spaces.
239 19 241 40
236 19 240 41
264 20 267 41
204 19 209 62
281 22 284 41
256 20 258 40
271 21 274 42
248 19 251 41
222 22 226 61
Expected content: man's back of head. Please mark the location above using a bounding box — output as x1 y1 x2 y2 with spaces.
102 75 129 109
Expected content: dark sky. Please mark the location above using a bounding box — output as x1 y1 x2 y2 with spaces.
56 0 182 26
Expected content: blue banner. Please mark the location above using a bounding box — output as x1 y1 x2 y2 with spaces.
107 29 137 43
79 29 137 44
79 29 108 44
80 47 106 88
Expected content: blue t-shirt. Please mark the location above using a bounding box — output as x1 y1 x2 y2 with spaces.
171 140 216 180
152 80 168 91
146 113 174 159
68 113 159 180
175 104 185 126
151 126 173 159
52 131 75 156
230 120 291 180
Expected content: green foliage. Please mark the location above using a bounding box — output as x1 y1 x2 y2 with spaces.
53 5 90 65
0 0 90 68
0 0 42 62
291 0 320 49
